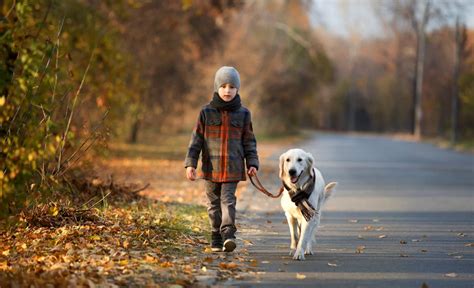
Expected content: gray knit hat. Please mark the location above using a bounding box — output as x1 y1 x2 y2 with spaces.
214 66 240 92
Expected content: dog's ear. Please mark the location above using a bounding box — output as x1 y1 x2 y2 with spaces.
279 153 286 179
306 152 315 177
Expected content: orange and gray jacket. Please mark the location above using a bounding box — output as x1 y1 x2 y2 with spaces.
184 105 259 182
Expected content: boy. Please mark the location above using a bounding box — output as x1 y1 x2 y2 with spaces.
184 66 259 252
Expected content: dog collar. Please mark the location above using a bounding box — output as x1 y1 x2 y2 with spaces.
282 168 316 198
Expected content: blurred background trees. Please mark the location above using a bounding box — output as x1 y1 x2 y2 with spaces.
1 0 473 214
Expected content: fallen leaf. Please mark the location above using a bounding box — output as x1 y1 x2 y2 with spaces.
400 254 409 257
119 259 128 266
123 240 129 248
358 234 364 239
372 219 380 222
400 240 407 244
457 233 466 237
243 239 254 246
296 273 306 279
203 256 214 263
378 235 387 239
327 262 338 267
0 261 8 271
348 219 358 223
161 261 174 268
444 273 457 278
421 249 428 253
261 260 270 264
50 206 59 216
145 255 156 263
219 262 238 270
453 255 463 259
2 249 10 256
464 243 474 247
412 239 421 242
266 220 272 224
90 235 101 241
356 246 366 254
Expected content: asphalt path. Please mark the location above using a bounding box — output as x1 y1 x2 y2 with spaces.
227 132 474 287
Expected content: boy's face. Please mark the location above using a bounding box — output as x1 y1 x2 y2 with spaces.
218 83 238 102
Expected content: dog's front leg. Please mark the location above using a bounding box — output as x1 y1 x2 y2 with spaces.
305 214 320 255
293 220 309 260
285 212 298 255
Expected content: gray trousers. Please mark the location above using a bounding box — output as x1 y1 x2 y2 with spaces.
205 181 238 239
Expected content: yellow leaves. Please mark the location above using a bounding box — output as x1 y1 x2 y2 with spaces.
118 259 128 266
0 96 5 106
2 249 10 256
17 77 28 92
182 0 193 11
144 254 157 263
0 261 8 271
50 206 59 216
296 273 307 279
90 235 101 241
122 240 129 248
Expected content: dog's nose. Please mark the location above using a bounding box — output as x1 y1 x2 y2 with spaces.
289 169 297 176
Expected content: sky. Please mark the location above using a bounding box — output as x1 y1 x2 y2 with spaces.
311 0 474 38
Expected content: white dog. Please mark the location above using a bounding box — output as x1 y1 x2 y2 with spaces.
279 148 337 260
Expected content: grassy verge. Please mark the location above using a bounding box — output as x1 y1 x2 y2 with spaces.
1 129 307 286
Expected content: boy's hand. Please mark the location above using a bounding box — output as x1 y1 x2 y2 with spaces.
186 167 197 181
247 166 257 177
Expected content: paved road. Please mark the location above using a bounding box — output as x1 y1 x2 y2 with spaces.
228 133 474 287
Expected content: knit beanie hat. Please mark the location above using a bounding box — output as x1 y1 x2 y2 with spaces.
214 66 240 92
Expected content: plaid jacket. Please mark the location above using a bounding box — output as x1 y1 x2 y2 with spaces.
184 104 259 182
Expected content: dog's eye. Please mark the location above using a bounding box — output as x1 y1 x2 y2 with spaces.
297 158 302 162
286 158 290 162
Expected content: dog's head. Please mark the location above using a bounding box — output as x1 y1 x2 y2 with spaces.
279 149 315 185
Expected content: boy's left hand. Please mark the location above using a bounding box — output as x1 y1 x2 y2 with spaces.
247 167 257 177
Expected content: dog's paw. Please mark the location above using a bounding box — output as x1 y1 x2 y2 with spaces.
288 248 296 256
293 249 305 261
304 249 314 255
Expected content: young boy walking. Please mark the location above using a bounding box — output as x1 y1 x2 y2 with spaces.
185 66 259 252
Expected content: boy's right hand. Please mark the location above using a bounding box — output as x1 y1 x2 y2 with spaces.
186 167 197 181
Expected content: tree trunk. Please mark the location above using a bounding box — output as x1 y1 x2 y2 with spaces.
129 118 140 144
413 1 430 139
451 17 462 145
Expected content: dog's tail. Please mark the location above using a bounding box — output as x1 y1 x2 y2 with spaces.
324 182 337 201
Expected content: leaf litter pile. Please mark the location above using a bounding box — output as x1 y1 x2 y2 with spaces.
0 175 257 287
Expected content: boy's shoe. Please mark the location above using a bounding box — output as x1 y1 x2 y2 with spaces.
211 232 223 252
223 238 236 252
